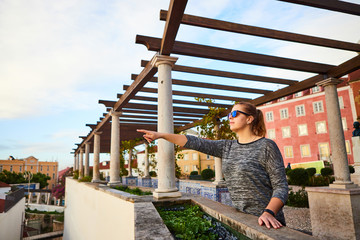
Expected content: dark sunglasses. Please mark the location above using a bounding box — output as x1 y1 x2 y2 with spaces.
227 110 250 119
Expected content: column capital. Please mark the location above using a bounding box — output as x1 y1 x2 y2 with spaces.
94 131 103 135
316 77 343 87
80 147 84 153
151 54 178 68
110 110 122 117
85 141 91 146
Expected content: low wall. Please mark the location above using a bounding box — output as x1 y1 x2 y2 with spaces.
63 178 136 240
27 204 64 213
0 196 25 240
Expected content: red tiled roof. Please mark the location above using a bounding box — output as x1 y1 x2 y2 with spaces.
0 182 10 188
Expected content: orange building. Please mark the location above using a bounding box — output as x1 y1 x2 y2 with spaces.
176 149 215 176
0 156 58 189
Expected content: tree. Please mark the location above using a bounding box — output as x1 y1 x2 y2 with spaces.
31 172 51 189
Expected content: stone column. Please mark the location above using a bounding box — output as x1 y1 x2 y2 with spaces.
92 131 102 183
317 78 357 188
46 193 51 205
28 192 32 204
108 110 122 186
75 154 79 172
36 192 41 204
152 54 181 199
79 147 84 179
306 78 360 240
73 154 77 171
57 197 61 206
213 123 225 185
84 142 90 177
128 149 133 177
144 142 150 178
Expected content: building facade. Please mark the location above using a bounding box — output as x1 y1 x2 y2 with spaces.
259 71 360 168
0 156 58 189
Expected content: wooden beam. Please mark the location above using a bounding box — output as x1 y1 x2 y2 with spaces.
160 0 188 55
131 74 271 94
136 35 335 73
121 109 203 118
99 100 115 108
130 95 232 108
141 60 298 85
123 85 251 102
160 10 360 52
123 102 209 114
121 114 199 122
278 0 360 16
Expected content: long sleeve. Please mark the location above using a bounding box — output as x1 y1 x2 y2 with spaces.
264 140 289 204
183 135 227 158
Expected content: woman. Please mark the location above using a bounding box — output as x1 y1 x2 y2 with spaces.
137 102 288 229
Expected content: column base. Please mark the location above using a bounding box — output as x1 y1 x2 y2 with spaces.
329 181 358 189
306 186 360 240
91 179 102 183
153 191 182 199
107 181 122 187
212 180 226 186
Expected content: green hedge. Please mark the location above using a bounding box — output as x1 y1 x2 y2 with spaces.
190 171 198 176
201 169 215 180
287 168 309 186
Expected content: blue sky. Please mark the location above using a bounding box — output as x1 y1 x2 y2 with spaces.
1 0 359 170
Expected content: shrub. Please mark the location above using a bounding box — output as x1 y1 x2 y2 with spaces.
190 171 198 176
201 169 215 180
310 175 329 186
287 168 309 186
286 187 309 208
349 165 355 174
305 168 316 177
78 176 92 182
285 168 292 176
149 171 157 177
73 170 79 179
321 167 333 177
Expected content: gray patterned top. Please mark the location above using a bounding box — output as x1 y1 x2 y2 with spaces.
184 135 288 224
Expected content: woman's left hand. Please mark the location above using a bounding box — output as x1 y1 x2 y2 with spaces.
258 212 283 229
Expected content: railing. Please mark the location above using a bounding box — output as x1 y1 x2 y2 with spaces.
3 188 24 212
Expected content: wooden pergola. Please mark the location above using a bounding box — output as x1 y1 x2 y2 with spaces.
72 0 360 154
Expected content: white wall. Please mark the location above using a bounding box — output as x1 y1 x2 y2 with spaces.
64 178 135 240
28 203 64 213
0 197 25 240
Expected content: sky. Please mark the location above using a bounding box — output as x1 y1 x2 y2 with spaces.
1 0 359 170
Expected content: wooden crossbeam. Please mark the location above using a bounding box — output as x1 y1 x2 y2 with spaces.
278 0 360 16
141 60 297 85
123 85 251 102
129 95 232 108
136 35 335 73
131 74 271 94
160 10 360 52
160 0 188 55
123 102 209 114
121 108 204 118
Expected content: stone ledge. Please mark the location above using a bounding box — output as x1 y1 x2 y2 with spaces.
306 186 360 195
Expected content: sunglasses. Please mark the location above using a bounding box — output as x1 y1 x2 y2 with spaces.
227 110 250 119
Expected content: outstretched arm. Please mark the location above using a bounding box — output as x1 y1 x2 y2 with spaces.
137 129 188 147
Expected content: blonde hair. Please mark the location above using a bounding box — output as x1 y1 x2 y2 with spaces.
235 102 266 137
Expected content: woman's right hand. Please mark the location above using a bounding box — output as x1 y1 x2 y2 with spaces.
137 129 161 143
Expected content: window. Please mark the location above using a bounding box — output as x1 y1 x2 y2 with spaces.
10 166 13 172
192 165 197 171
295 105 305 117
298 124 308 136
280 108 289 119
47 166 49 171
184 154 189 161
300 145 311 157
53 173 55 179
346 140 351 154
206 155 211 160
53 166 55 171
40 166 43 171
342 118 347 131
47 173 49 176
192 153 198 160
294 92 303 98
284 146 294 158
0 165 2 172
312 86 321 93
31 166 33 170
316 121 327 134
279 97 287 101
338 96 344 109
266 111 274 122
207 165 211 169
267 129 276 139
184 165 189 172
19 166 22 172
319 143 330 160
282 126 291 138
313 101 324 113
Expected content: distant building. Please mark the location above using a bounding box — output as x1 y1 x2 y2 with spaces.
0 156 58 189
258 70 360 169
